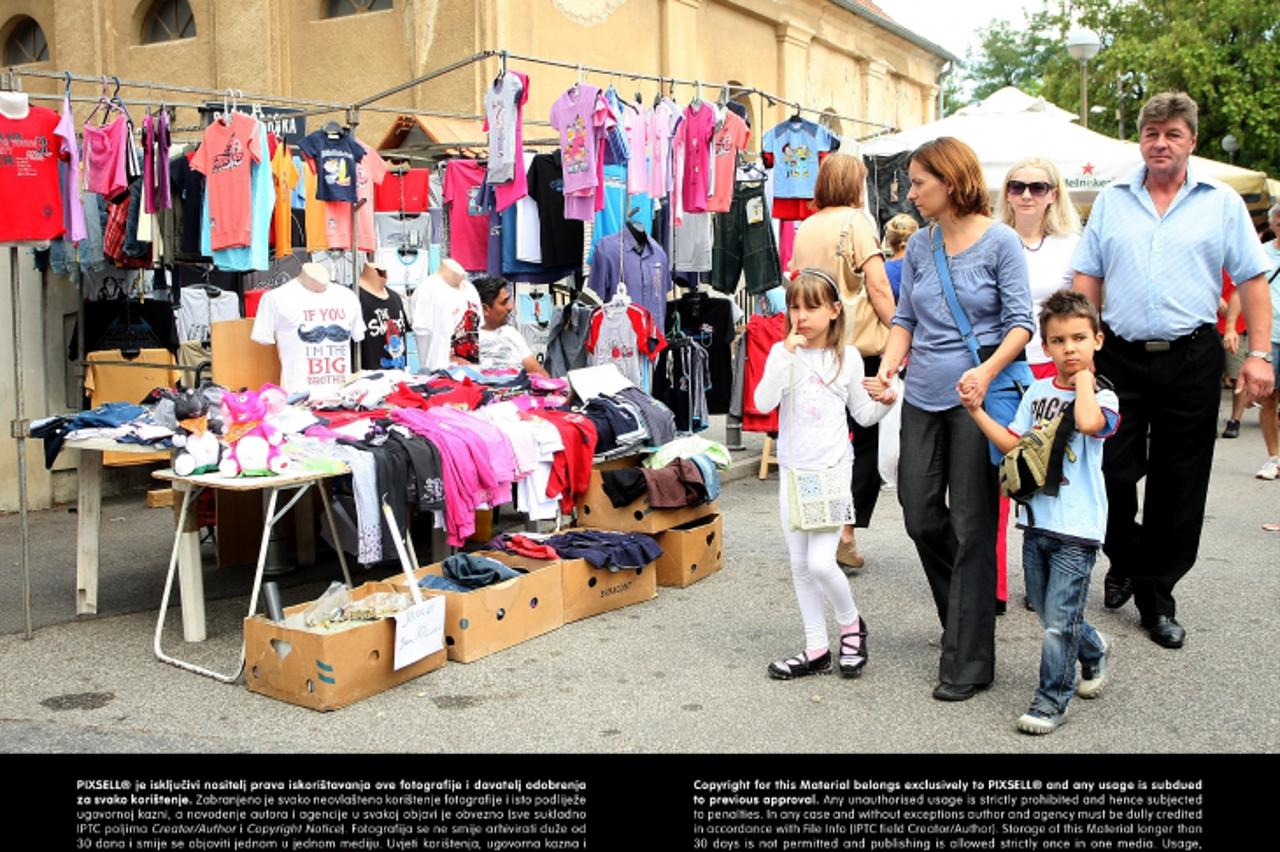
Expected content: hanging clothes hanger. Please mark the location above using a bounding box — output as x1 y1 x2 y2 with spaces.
691 80 702 107
85 76 117 124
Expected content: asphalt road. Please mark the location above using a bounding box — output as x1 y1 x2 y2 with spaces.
1 396 1277 754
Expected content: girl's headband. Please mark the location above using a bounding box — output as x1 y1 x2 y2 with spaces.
793 267 840 297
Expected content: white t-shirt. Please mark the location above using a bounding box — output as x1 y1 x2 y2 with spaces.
410 275 482 370
1025 232 1081 365
177 286 241 342
250 278 364 398
479 323 533 370
515 153 542 264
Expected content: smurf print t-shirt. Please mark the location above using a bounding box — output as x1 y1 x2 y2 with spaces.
298 128 365 204
251 278 365 398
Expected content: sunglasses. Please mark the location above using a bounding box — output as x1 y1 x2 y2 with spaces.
1007 180 1053 197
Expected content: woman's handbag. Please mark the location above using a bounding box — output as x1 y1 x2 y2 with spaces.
930 226 1034 465
837 210 891 357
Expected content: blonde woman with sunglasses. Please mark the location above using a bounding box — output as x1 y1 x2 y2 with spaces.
996 158 1081 379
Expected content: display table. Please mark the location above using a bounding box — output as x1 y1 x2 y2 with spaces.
149 467 354 683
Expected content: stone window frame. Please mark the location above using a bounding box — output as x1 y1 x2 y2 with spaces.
324 0 394 18
2 15 50 66
141 0 197 45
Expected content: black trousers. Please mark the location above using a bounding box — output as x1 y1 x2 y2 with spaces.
849 354 881 527
1096 324 1223 620
898 402 999 687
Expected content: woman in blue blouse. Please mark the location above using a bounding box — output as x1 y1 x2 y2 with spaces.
873 137 1033 702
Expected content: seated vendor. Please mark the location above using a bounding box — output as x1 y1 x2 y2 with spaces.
475 276 549 377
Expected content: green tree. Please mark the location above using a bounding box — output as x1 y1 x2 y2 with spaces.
963 0 1280 175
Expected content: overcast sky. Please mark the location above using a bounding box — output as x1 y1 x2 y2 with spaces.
873 0 1048 64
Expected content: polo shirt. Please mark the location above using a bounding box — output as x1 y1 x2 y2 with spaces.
1071 163 1271 341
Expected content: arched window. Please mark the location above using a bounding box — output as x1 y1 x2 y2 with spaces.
3 17 49 65
142 0 197 44
325 0 393 18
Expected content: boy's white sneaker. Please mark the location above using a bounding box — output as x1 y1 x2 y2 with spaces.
1256 457 1280 480
1017 707 1067 735
1077 635 1111 699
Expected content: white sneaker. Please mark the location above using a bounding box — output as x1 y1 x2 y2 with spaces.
1256 457 1280 481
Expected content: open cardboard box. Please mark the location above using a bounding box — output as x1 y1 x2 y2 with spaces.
244 581 446 711
576 456 719 535
550 527 659 622
382 551 564 663
655 513 724 588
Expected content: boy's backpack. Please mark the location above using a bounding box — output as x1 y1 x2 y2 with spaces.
999 376 1112 524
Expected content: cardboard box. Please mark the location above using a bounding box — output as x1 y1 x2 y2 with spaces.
576 465 719 534
560 554 658 623
244 582 446 711
382 552 565 663
655 513 724 588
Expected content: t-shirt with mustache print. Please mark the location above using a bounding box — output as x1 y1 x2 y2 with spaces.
251 277 364 399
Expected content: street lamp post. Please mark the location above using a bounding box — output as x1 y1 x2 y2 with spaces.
1221 134 1239 165
1067 30 1101 129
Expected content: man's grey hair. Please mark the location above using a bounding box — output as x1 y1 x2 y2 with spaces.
1269 203 1280 222
1138 92 1199 137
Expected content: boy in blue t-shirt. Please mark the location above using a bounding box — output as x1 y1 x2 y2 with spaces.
964 290 1121 735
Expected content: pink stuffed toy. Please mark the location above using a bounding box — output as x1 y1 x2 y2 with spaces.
218 384 291 477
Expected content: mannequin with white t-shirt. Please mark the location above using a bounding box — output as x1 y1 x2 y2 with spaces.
411 257 482 370
251 261 365 399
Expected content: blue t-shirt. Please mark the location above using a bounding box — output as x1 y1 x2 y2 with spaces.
298 129 365 203
1009 377 1121 546
762 118 836 199
884 257 904 301
589 164 652 262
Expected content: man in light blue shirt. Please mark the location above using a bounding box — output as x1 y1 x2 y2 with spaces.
1072 92 1274 650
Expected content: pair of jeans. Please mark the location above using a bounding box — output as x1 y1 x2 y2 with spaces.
1022 529 1106 715
897 402 998 687
710 179 782 295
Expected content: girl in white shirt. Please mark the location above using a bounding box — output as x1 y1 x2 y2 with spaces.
754 269 897 679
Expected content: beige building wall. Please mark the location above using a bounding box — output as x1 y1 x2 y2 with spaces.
0 0 950 511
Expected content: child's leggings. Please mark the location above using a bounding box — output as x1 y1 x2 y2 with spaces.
778 474 858 650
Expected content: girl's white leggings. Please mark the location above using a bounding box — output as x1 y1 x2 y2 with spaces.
778 474 858 650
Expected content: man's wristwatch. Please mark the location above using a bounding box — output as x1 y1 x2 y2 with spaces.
1246 350 1274 363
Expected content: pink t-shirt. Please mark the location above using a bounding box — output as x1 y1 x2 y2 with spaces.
443 159 490 271
55 96 87 242
550 84 607 198
322 141 387 251
624 104 651 194
648 100 677 199
191 112 262 250
680 102 716 214
83 114 129 200
706 110 750 213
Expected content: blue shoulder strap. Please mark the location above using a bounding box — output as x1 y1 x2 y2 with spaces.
930 225 982 368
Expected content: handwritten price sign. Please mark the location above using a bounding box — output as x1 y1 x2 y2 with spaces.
392 597 445 671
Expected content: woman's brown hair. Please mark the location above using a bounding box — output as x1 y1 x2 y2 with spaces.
908 136 990 218
812 152 867 210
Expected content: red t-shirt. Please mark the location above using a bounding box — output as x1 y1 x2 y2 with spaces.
190 112 262 250
1218 270 1247 334
0 106 66 242
443 159 491 271
374 168 430 213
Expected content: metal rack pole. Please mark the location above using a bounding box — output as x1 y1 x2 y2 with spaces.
9 246 33 640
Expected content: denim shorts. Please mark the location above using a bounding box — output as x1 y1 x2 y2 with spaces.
710 179 782 295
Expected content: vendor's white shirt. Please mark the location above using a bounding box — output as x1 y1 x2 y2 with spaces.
479 323 533 370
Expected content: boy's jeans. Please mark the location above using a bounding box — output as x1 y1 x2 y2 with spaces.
1023 529 1107 715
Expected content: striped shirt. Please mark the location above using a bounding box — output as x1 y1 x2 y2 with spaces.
1072 163 1271 341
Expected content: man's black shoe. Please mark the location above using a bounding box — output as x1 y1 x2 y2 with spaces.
1103 574 1133 609
1222 419 1241 438
932 681 990 702
1142 615 1185 649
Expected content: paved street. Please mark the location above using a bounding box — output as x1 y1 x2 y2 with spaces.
1 394 1277 754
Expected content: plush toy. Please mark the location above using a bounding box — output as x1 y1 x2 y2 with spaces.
218 384 291 477
172 388 222 477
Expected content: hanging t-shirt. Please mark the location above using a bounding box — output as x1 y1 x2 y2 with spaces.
514 152 542 264
442 159 490 271
680 102 716 214
83 114 129 201
250 277 364 398
479 323 534 371
484 71 524 185
762 118 836 199
649 98 678 200
298 127 365 203
374 212 431 292
54 96 87 242
374 168 430 213
177 286 241 343
270 142 299 258
191 112 262 250
526 152 584 269
0 106 66 242
169 153 207 259
321 141 386 251
357 286 412 371
706 109 750 213
667 294 735 414
549 84 607 201
623 103 651 194
201 121 274 271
